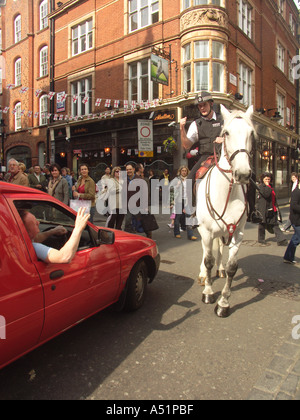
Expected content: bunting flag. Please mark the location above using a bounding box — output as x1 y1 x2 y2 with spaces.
20 87 29 94
1 83 163 128
47 92 56 100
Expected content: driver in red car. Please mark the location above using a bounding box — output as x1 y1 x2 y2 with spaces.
19 207 90 264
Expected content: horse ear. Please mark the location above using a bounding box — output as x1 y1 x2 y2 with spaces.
220 104 231 120
245 105 254 119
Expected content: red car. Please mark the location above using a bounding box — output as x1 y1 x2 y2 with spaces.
0 182 160 369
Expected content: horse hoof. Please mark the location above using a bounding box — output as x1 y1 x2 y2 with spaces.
216 270 226 278
214 304 230 318
198 277 205 286
202 294 216 304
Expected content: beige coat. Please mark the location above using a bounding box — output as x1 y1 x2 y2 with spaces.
4 170 29 187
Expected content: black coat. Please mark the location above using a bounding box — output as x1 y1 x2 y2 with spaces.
256 183 279 225
290 188 300 226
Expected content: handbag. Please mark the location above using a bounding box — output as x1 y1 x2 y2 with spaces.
138 213 159 232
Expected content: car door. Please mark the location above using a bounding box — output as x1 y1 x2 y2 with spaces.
10 198 121 342
0 196 44 369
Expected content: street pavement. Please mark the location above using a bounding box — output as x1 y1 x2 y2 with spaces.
0 204 299 400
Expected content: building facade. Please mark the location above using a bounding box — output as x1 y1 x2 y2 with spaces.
0 0 50 169
0 0 299 198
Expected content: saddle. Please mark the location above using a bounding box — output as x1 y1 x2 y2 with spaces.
195 155 215 180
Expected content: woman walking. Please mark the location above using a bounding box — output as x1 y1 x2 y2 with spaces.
105 166 125 230
256 172 287 246
72 163 96 223
48 163 70 205
171 165 197 241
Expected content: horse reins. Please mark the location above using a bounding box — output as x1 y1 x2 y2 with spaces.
205 140 249 246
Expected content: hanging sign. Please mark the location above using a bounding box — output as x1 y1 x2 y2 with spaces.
138 120 153 157
151 54 169 86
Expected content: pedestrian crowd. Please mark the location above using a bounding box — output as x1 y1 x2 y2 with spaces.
1 89 300 265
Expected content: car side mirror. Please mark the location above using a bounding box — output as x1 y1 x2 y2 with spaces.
97 229 115 245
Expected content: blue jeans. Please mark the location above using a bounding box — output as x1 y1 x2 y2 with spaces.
284 225 300 262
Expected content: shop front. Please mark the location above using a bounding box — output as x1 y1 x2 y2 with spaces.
51 109 179 181
254 123 299 199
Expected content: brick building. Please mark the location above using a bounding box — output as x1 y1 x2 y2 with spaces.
0 0 50 169
1 0 299 198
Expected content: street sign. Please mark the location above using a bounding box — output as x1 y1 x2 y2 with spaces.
138 120 153 158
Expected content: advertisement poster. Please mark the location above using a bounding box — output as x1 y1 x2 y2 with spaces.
56 91 66 113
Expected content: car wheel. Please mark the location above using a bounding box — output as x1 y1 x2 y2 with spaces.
124 261 148 312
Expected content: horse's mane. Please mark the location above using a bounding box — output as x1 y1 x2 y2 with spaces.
221 110 255 136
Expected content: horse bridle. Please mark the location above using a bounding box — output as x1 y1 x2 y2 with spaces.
205 138 250 246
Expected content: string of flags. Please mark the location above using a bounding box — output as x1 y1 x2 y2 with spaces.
2 84 161 121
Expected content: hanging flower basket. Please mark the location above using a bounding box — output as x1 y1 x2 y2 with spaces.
163 136 178 155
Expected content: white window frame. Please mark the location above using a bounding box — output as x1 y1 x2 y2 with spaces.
128 58 159 103
39 95 48 126
15 58 21 86
40 46 48 77
129 0 159 33
182 40 225 93
71 19 93 56
239 0 252 39
71 77 92 116
278 0 285 16
40 0 48 30
277 42 285 73
14 15 21 43
239 62 253 107
15 102 21 130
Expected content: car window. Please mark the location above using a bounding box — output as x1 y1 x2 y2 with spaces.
14 200 97 251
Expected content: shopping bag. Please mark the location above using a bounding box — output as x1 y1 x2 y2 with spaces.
139 213 159 232
70 199 91 215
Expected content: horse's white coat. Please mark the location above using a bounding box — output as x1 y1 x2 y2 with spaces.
196 105 255 314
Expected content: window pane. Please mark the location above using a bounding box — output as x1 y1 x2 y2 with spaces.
194 41 209 59
184 65 191 92
130 12 138 31
141 7 148 27
213 62 224 92
212 41 224 59
183 44 191 62
195 62 209 90
141 76 148 101
129 0 137 12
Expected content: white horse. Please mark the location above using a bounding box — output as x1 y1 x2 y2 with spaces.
196 105 255 317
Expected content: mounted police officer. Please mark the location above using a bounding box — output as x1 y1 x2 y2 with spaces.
180 91 224 208
180 91 256 220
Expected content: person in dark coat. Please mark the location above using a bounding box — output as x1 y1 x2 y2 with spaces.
256 172 287 246
283 184 300 264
